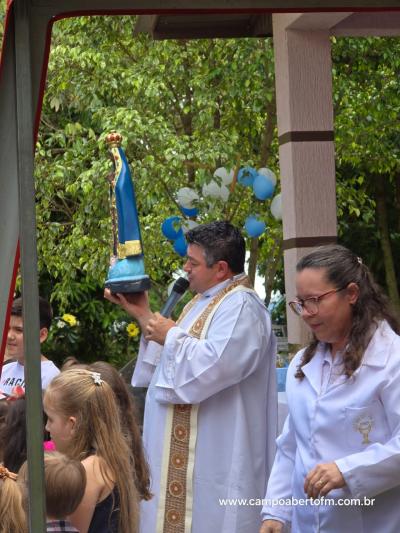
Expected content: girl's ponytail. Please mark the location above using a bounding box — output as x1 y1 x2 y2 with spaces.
0 465 27 533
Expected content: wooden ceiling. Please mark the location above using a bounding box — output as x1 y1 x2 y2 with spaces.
134 10 400 39
134 13 272 39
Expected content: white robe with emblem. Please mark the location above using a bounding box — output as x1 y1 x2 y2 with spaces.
262 320 400 533
132 275 277 533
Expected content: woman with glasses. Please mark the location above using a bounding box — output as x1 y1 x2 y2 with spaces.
260 244 400 533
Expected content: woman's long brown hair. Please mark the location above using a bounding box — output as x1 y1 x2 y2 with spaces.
294 245 400 379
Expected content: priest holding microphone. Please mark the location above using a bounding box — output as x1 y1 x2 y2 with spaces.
105 220 278 533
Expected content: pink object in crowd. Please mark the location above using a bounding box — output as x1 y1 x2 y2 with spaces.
43 440 56 451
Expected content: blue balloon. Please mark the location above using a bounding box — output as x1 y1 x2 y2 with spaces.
252 174 275 200
238 166 257 187
173 234 188 257
180 206 199 217
244 215 266 238
162 216 182 240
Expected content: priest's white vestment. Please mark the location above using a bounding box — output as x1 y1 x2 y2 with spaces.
132 275 277 533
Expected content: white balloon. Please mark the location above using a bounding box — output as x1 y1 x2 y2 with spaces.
202 180 230 202
182 220 199 233
218 184 230 202
258 167 277 186
214 167 234 186
202 181 220 198
270 193 282 220
176 187 199 209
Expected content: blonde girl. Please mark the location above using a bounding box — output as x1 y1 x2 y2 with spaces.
0 464 26 533
44 368 139 533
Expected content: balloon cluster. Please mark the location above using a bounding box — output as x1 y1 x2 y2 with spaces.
161 216 189 257
202 167 234 201
238 166 282 238
161 165 283 256
161 167 233 256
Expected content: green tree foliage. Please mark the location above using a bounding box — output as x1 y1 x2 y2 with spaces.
34 16 280 364
333 36 400 313
2 10 398 364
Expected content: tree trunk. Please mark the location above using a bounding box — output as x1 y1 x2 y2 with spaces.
394 173 400 234
374 177 400 314
264 237 282 307
259 93 279 305
259 98 276 167
247 237 259 286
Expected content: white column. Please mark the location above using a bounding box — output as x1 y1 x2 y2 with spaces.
273 14 337 345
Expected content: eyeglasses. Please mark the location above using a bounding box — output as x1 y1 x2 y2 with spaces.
289 286 348 316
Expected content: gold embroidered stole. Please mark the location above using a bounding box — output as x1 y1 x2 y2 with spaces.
157 276 253 533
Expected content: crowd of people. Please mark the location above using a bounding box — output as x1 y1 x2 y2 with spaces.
0 221 399 533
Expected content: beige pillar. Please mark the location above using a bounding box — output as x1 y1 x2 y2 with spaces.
272 14 337 345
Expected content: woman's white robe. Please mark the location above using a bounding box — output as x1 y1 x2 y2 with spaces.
262 320 400 533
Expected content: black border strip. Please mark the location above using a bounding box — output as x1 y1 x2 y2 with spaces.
283 236 337 250
278 130 334 145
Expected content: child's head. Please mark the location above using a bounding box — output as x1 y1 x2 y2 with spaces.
44 452 86 519
0 398 27 472
90 361 151 500
0 400 8 433
0 464 26 533
60 356 84 371
44 368 139 533
11 296 53 330
44 368 123 457
7 296 53 363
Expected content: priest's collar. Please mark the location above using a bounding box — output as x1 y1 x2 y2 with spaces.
201 273 246 299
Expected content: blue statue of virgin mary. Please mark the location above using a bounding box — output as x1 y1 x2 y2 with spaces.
104 132 150 293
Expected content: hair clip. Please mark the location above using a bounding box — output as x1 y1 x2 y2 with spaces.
0 464 17 481
90 371 103 386
357 257 363 264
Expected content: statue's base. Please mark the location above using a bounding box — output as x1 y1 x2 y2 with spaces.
105 277 151 294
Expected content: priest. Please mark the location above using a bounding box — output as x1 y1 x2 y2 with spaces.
105 220 277 533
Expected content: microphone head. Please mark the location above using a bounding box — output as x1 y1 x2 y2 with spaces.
173 277 190 294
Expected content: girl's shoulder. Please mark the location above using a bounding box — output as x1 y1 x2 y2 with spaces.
81 455 115 500
82 453 108 467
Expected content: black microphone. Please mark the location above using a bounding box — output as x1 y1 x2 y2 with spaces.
160 277 190 318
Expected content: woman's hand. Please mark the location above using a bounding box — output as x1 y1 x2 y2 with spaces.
259 519 284 533
304 462 346 498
